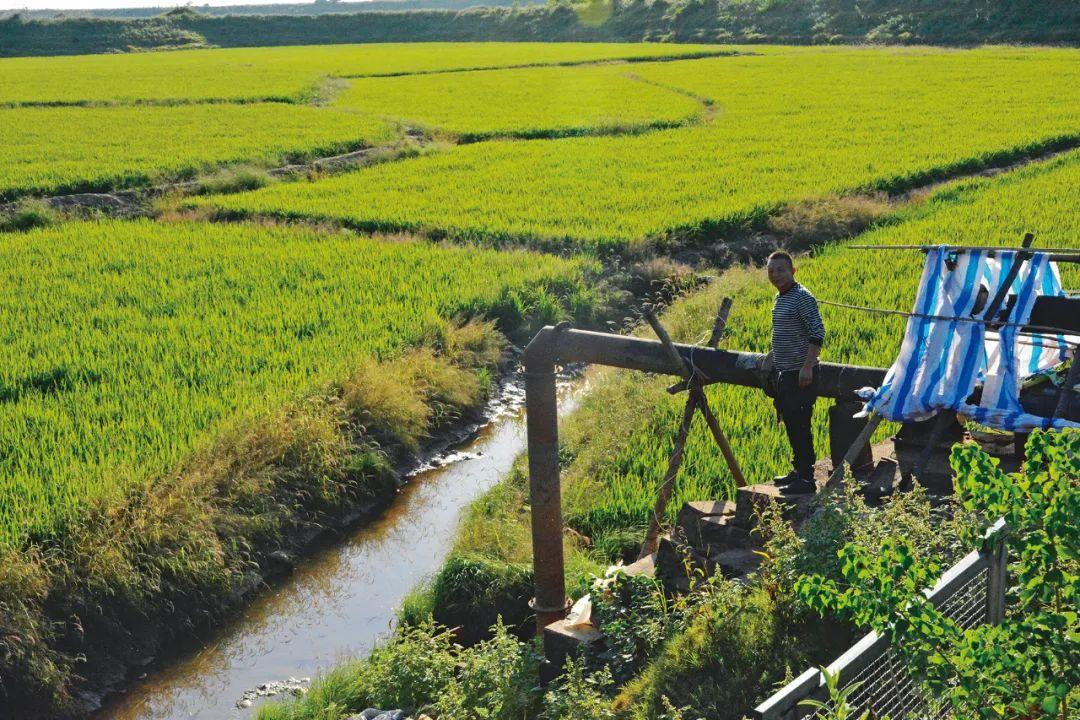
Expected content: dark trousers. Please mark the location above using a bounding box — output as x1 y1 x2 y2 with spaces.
773 366 819 479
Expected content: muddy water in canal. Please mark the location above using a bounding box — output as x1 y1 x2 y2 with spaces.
95 373 583 720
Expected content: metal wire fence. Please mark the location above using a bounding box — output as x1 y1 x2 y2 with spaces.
753 520 1008 720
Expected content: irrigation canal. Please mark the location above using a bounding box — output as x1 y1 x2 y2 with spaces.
93 371 585 720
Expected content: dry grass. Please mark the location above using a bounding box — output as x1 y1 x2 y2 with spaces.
766 193 893 248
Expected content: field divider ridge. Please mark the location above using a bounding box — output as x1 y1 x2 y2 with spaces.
335 48 751 80
183 138 1080 263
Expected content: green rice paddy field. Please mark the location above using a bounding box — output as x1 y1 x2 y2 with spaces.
204 47 1080 251
0 39 1078 713
0 220 597 549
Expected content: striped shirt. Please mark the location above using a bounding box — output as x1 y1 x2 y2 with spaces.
771 282 826 371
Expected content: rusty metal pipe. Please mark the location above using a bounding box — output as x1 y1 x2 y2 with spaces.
531 327 885 400
523 328 567 637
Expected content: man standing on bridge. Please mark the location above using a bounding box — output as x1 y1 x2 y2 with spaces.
766 250 825 495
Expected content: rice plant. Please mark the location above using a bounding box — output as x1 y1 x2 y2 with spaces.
0 103 398 200
0 219 598 549
204 46 1080 253
0 41 730 106
333 64 703 141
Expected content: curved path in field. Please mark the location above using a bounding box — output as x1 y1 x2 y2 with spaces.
2 65 716 212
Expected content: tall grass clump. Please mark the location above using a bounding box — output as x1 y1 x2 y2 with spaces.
194 164 273 195
0 198 55 231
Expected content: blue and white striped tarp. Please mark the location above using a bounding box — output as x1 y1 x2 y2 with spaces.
859 248 1078 432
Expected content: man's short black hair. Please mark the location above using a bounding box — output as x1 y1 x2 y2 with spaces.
767 250 794 269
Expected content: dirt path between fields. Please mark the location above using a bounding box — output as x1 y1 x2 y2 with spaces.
0 127 431 219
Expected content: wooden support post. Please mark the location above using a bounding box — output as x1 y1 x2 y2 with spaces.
985 536 1008 625
981 233 1035 325
638 304 746 558
826 413 883 488
707 297 734 349
1052 344 1079 421
639 393 697 560
699 298 746 486
829 400 874 471
913 408 958 483
643 306 692 381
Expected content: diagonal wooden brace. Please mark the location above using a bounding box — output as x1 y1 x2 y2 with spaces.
638 304 745 559
827 412 883 488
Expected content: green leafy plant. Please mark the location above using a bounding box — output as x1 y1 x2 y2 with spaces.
797 667 875 720
543 657 618 720
588 566 715 683
796 429 1079 720
434 619 542 719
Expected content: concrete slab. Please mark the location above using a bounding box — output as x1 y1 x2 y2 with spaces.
677 500 735 548
734 483 815 531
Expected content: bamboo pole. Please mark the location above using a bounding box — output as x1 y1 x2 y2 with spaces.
847 242 1078 256
816 300 1077 337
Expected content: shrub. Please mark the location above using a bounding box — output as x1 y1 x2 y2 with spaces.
543 657 618 720
194 166 272 195
351 619 460 713
261 618 541 720
434 619 542 719
796 429 1080 720
0 199 55 232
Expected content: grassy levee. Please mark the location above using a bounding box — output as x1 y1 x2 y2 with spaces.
0 104 401 201
332 64 705 142
0 219 607 717
0 42 729 104
201 47 1080 255
395 150 1080 714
